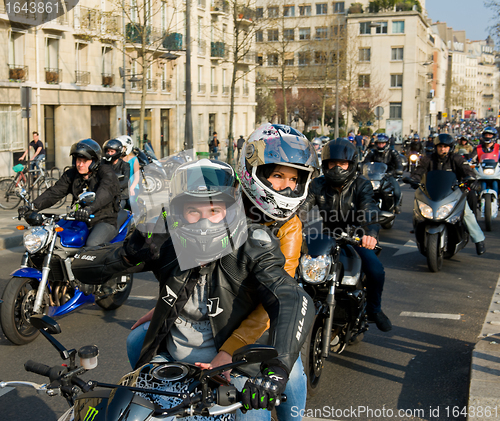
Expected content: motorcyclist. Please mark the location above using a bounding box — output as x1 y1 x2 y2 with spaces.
456 135 474 158
102 138 131 209
30 139 120 247
406 133 486 255
408 133 423 154
299 138 393 332
475 127 499 162
71 158 315 415
363 133 404 213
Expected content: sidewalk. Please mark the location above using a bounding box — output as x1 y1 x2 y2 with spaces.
0 209 25 250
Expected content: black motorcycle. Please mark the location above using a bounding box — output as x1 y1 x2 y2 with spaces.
361 162 399 229
405 171 471 272
160 150 194 180
133 145 168 193
299 212 393 394
0 315 283 421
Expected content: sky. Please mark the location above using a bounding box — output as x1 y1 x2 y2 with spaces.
425 0 492 41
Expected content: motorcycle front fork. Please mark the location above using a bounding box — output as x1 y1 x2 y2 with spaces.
322 283 336 359
32 233 58 314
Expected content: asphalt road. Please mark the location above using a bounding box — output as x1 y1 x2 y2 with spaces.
0 183 499 421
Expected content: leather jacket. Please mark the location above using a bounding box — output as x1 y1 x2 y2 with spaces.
71 222 314 374
363 148 404 174
411 152 476 183
299 175 381 238
33 165 120 227
105 159 131 200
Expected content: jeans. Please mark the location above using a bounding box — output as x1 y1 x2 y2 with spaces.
212 146 219 159
30 154 45 172
86 222 117 247
127 323 307 421
354 246 385 315
481 180 499 195
464 202 485 243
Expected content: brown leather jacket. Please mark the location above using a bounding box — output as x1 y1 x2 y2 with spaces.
219 215 302 356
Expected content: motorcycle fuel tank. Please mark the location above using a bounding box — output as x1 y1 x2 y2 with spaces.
57 220 89 248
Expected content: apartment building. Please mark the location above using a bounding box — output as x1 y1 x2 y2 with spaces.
0 0 255 176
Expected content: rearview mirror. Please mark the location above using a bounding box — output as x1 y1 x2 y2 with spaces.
232 345 278 364
30 315 61 334
78 191 96 207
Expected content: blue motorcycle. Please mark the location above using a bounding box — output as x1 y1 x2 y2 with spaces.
0 191 134 345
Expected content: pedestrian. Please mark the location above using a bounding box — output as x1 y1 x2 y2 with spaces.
209 131 220 159
236 135 245 161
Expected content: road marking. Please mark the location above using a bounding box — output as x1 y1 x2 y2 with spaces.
0 387 14 397
400 311 461 320
379 240 418 256
128 296 156 301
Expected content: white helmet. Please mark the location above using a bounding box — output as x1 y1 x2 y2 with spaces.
116 135 134 155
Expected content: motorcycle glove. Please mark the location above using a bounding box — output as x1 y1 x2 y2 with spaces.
124 223 169 264
470 180 481 192
241 366 288 412
18 205 31 218
74 207 93 222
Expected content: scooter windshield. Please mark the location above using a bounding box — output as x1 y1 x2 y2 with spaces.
361 162 388 180
144 143 160 161
423 170 457 202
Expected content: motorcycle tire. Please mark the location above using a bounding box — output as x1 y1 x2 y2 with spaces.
484 193 492 232
154 176 164 192
95 274 134 310
301 318 324 395
0 277 48 345
426 233 443 272
381 215 395 229
141 174 157 193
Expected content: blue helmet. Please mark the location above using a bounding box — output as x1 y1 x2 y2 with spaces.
375 133 389 150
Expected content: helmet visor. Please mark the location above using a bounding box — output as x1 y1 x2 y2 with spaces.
322 142 357 162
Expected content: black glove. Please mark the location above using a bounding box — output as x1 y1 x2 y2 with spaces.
241 366 288 411
18 205 31 218
124 223 169 264
470 180 481 192
74 207 92 222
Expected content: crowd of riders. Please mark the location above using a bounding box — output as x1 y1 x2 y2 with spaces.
18 118 497 420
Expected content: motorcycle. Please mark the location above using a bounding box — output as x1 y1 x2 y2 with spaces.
474 151 500 231
134 144 168 193
408 151 421 174
404 170 471 272
160 150 194 180
0 190 134 345
298 211 393 394
361 162 399 229
0 314 282 421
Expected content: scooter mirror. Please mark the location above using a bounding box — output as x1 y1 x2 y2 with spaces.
30 314 61 335
232 344 278 364
78 191 96 207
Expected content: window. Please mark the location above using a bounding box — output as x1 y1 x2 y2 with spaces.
268 29 279 42
284 29 295 41
284 5 295 17
255 31 263 42
359 22 371 35
374 21 388 34
389 102 402 119
285 53 294 66
315 51 327 64
333 1 344 13
392 21 405 34
102 46 113 75
46 37 59 69
268 6 279 17
161 1 168 32
391 47 404 61
268 53 279 66
358 74 370 88
256 7 263 19
298 52 311 65
299 5 311 15
390 74 403 88
256 54 263 66
359 47 370 62
299 28 311 40
316 27 328 39
316 3 327 14
9 31 24 66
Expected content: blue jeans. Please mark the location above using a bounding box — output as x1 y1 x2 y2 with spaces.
354 246 385 315
464 202 485 243
127 324 307 421
86 222 118 247
30 154 45 172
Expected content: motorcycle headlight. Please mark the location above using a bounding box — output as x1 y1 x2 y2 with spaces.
410 154 418 162
417 200 433 219
371 180 381 190
23 227 48 254
300 254 332 284
435 200 457 220
484 168 495 175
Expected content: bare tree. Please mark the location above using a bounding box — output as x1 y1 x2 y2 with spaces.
255 71 277 123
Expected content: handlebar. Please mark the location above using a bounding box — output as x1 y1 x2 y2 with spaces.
25 360 52 378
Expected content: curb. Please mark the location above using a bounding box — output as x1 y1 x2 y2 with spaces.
0 233 23 251
468 274 500 420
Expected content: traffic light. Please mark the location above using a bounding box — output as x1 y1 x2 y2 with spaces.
437 111 442 120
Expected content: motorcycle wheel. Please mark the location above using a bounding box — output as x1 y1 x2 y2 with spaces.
301 319 324 395
154 176 164 192
381 213 395 229
0 277 47 345
95 274 134 310
141 175 157 193
484 193 492 232
426 233 443 272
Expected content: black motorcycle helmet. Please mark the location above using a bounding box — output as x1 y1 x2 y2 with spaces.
434 133 455 156
102 138 124 163
321 138 358 188
167 159 248 270
481 127 497 147
70 139 102 173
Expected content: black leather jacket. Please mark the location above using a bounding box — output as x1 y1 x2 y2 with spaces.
411 152 475 183
33 165 120 227
105 159 130 200
299 175 381 238
363 148 404 174
71 222 314 374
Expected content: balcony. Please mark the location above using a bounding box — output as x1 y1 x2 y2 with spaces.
211 41 225 58
198 83 206 93
211 84 218 94
75 70 90 85
163 32 183 51
75 6 100 33
102 74 114 87
126 23 151 44
147 79 158 91
45 68 61 84
8 65 28 82
236 7 254 25
211 0 229 15
222 85 229 95
197 0 206 9
100 12 121 38
161 80 172 92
